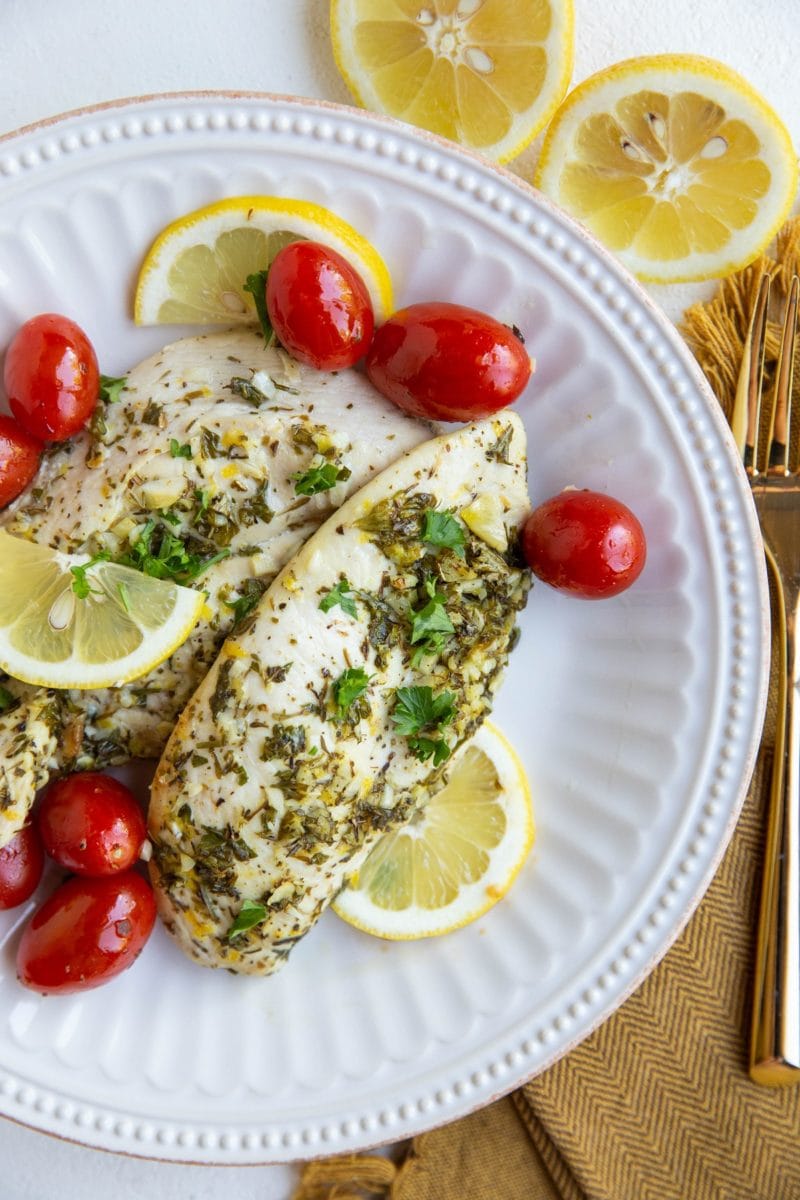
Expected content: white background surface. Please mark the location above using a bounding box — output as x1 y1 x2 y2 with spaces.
0 2 797 1197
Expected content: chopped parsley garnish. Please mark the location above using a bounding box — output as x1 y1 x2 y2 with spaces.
224 578 267 626
194 487 211 514
227 376 271 406
292 462 352 496
141 400 164 426
422 508 466 558
485 424 513 465
0 685 15 712
200 427 223 459
69 551 110 599
332 666 372 718
409 578 454 665
319 577 357 618
243 270 274 346
169 438 192 459
99 374 127 404
118 516 229 584
392 685 456 766
226 898 268 942
227 375 300 406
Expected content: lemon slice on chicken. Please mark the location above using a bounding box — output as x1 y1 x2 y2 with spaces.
330 0 574 163
0 531 203 689
333 721 533 939
535 54 798 282
134 194 393 325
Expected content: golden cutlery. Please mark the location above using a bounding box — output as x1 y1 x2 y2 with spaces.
734 272 800 1085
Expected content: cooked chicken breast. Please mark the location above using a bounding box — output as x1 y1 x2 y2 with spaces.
149 415 531 975
0 329 429 846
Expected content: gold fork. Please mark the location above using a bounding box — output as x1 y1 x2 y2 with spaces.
732 271 800 1085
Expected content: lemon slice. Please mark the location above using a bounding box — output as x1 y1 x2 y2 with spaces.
330 0 574 164
134 195 394 325
332 720 533 939
0 531 204 689
535 54 798 283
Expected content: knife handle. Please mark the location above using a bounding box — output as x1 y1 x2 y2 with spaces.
749 549 800 1085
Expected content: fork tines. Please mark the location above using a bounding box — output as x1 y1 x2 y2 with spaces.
733 271 799 477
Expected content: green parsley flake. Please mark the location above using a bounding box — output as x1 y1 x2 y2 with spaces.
332 666 372 718
0 685 15 712
226 898 268 942
69 551 110 599
392 685 456 766
422 509 466 558
292 462 352 496
118 516 229 584
243 270 274 346
224 578 267 626
169 438 192 459
410 578 454 665
319 577 357 618
99 374 127 404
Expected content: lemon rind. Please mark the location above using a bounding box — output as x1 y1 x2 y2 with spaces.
332 720 534 940
329 0 575 165
134 194 394 325
534 53 799 284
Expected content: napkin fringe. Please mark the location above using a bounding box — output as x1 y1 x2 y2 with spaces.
292 1154 397 1200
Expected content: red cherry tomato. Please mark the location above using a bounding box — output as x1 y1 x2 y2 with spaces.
37 772 147 877
0 414 41 508
522 489 646 600
17 871 156 994
0 824 45 910
3 313 99 442
365 301 532 422
265 241 374 370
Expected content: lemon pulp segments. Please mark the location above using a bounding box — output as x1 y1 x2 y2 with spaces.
0 531 203 689
332 721 533 939
330 0 574 164
535 55 798 282
134 195 393 325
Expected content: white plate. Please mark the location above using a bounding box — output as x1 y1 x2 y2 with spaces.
0 94 768 1163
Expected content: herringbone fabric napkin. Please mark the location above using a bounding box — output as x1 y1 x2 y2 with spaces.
293 220 800 1200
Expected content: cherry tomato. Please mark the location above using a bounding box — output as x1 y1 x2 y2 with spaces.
365 301 532 422
3 313 99 442
0 414 41 508
522 489 646 600
37 772 147 877
17 871 156 994
265 241 374 370
0 824 45 910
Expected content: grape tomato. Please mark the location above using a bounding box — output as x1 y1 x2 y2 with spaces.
265 241 374 370
0 414 41 508
365 301 532 422
3 313 99 442
522 489 646 599
0 823 45 910
37 771 147 876
17 871 156 995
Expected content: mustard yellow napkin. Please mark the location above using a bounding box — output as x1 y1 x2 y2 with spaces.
293 220 800 1200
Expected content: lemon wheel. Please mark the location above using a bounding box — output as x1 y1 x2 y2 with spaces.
333 720 534 939
134 195 394 326
535 54 798 283
0 531 204 689
330 0 574 164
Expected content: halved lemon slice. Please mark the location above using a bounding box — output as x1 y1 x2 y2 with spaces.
330 0 574 164
332 720 533 939
535 54 798 283
0 531 204 689
134 195 394 325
